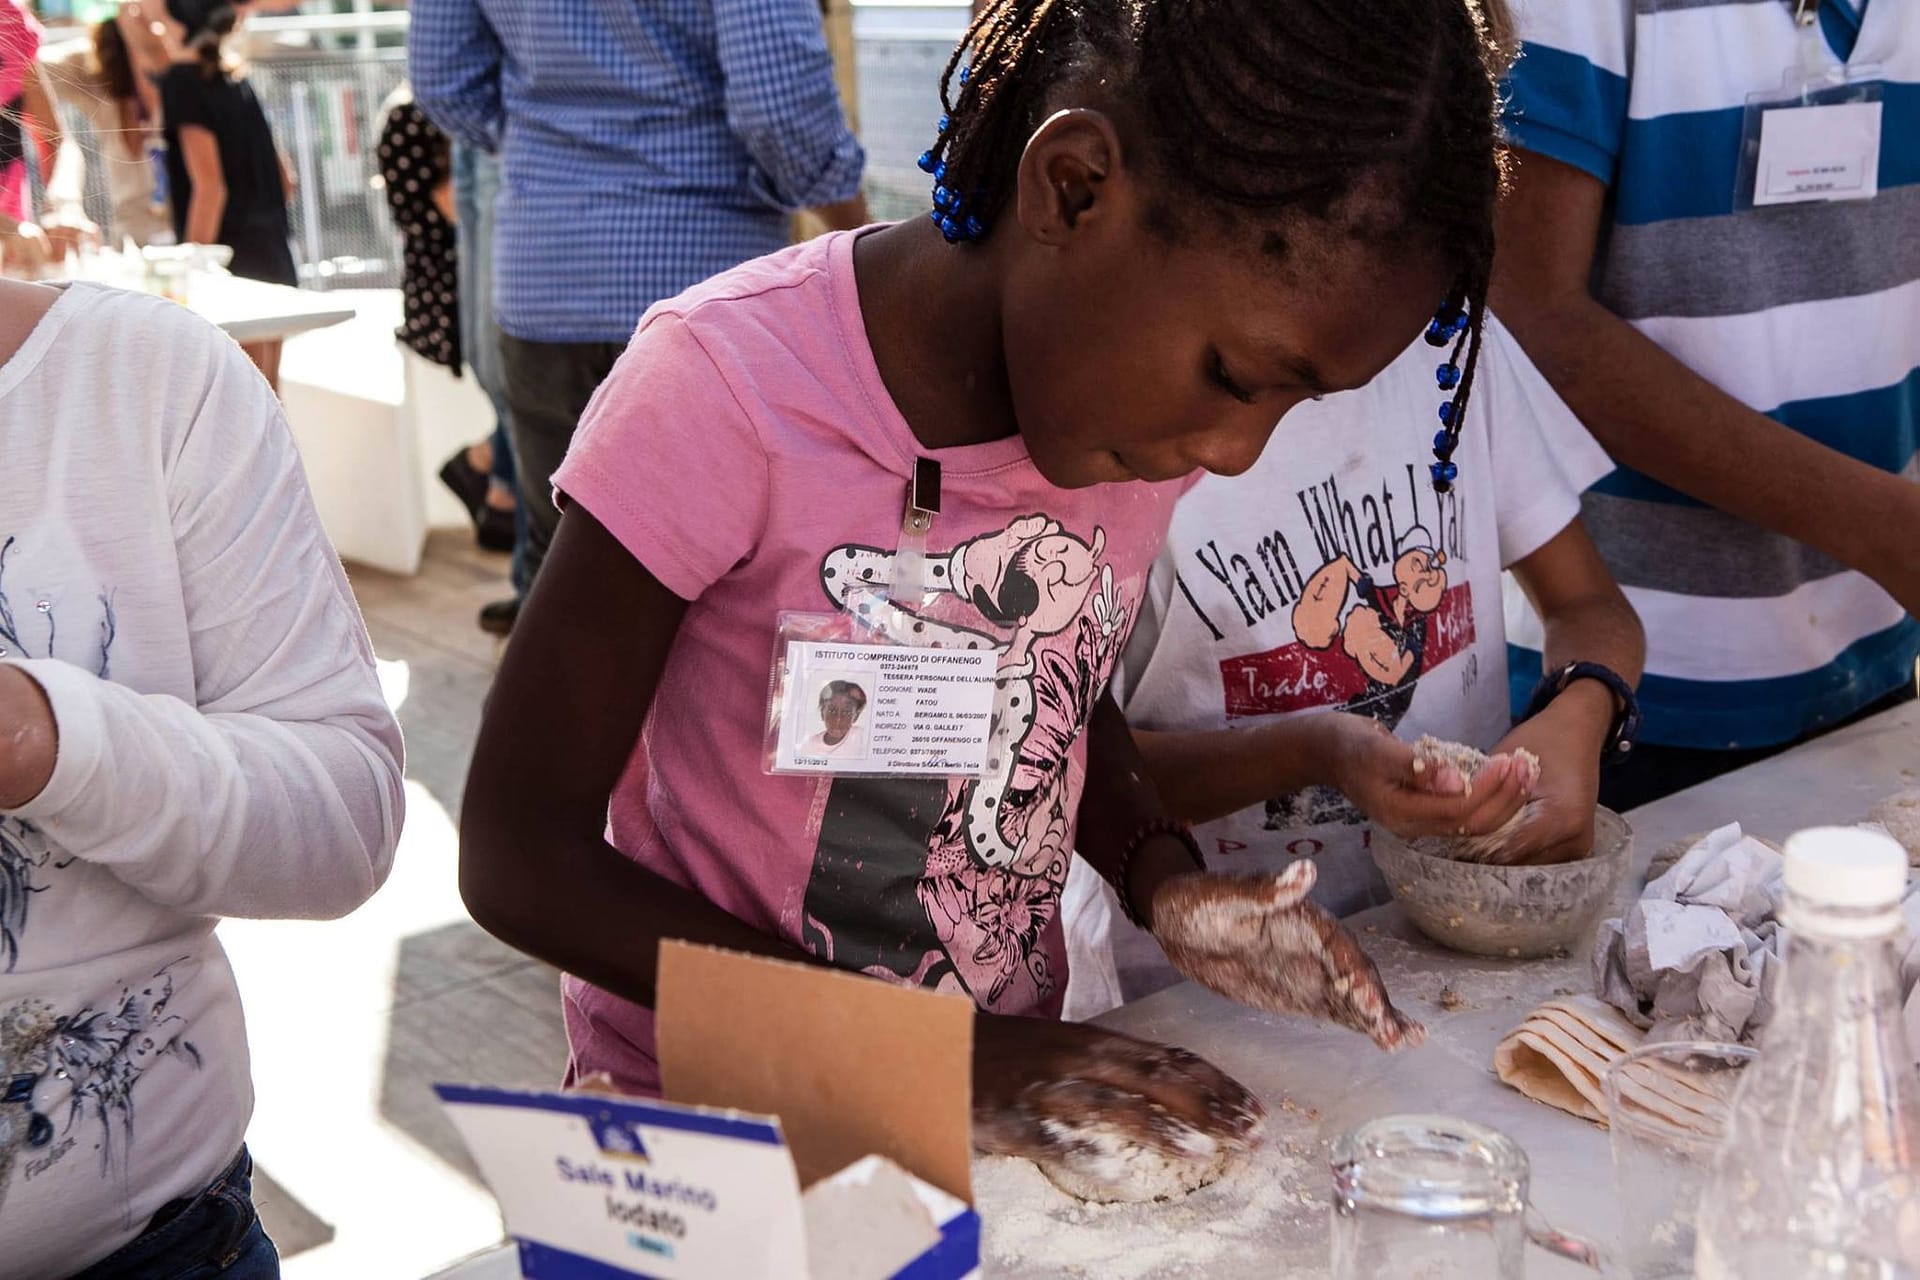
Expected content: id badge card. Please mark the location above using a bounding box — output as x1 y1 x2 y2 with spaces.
1735 42 1883 209
762 461 1002 778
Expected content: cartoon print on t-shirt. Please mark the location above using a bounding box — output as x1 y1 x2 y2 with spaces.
1292 525 1449 731
801 515 1130 1010
0 964 202 1225
1177 465 1478 841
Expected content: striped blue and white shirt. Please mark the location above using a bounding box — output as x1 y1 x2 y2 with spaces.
410 0 865 345
1502 0 1919 750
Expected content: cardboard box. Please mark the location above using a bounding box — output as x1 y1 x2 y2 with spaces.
437 943 979 1279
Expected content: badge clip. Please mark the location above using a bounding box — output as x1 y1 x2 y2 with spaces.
894 459 942 610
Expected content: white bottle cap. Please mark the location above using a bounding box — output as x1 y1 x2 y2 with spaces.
1783 826 1909 912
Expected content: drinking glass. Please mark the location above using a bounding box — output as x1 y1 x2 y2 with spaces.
1330 1115 1531 1280
1603 1041 1757 1280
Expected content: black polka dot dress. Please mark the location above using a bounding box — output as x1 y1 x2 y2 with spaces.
378 95 460 372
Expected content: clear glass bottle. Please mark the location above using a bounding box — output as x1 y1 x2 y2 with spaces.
1695 827 1920 1280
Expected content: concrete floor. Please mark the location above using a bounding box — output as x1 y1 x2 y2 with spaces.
219 530 555 1279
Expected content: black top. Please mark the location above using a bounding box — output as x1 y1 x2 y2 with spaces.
159 63 296 286
377 98 459 371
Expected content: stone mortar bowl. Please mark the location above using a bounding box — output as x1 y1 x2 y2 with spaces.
1369 808 1634 960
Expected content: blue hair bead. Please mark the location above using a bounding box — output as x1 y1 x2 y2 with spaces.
964 215 985 239
929 209 943 227
934 161 948 183
933 185 953 209
938 114 950 132
959 65 970 86
1436 362 1460 391
1425 321 1451 348
1430 460 1459 487
1433 429 1453 453
917 150 938 175
1438 401 1456 426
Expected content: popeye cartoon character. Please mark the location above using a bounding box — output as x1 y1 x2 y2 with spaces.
1291 525 1448 729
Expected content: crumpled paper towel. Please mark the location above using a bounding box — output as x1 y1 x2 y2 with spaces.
1592 823 1920 1055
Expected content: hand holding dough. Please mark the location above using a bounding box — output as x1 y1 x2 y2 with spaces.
1153 862 1426 1051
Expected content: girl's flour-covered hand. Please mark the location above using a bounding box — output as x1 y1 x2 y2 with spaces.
973 1014 1264 1203
1150 862 1425 1051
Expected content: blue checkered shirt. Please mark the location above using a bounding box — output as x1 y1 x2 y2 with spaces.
410 0 865 344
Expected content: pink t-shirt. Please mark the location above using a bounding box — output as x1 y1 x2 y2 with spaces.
1 0 41 221
553 230 1188 1094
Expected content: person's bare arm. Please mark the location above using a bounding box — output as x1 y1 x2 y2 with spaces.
808 192 868 232
177 124 227 245
19 65 64 180
116 2 167 125
1491 150 1920 615
116 96 146 159
1132 711 1528 842
1514 521 1646 694
460 507 816 1007
1492 519 1646 863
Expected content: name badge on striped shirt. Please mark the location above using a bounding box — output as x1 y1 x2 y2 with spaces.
1754 100 1882 205
1738 70 1884 210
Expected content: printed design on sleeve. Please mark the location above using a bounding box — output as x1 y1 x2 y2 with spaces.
801 516 1130 1011
0 537 115 970
0 964 202 1224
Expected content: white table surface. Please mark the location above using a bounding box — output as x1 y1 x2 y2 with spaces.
425 702 1920 1280
184 273 357 344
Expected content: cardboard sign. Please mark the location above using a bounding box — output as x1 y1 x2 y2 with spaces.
656 942 975 1201
434 1085 808 1279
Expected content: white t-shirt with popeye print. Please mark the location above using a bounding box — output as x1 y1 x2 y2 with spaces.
1063 315 1613 1013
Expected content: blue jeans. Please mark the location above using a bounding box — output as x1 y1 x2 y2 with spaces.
71 1148 279 1280
452 143 527 596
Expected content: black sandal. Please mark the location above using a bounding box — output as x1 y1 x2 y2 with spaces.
438 450 491 523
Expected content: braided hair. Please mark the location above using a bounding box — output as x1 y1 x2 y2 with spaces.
921 0 1512 491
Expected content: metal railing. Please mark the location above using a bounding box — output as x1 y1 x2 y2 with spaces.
250 49 410 289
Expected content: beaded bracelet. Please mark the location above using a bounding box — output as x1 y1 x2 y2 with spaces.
1115 819 1206 931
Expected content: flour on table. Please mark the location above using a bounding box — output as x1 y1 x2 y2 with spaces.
978 1117 1324 1279
1867 790 1920 865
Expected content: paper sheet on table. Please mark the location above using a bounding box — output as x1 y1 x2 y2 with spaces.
1497 824 1920 1122
1591 823 1920 1055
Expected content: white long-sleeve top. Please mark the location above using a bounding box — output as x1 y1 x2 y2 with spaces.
0 283 403 1276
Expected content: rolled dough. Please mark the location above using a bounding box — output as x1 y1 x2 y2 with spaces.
1493 995 1643 1126
1493 995 1737 1136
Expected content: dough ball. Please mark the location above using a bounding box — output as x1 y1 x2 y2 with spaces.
1033 1118 1246 1204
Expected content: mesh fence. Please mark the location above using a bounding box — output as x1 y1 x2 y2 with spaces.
249 50 410 290
855 29 961 222
46 9 966 291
